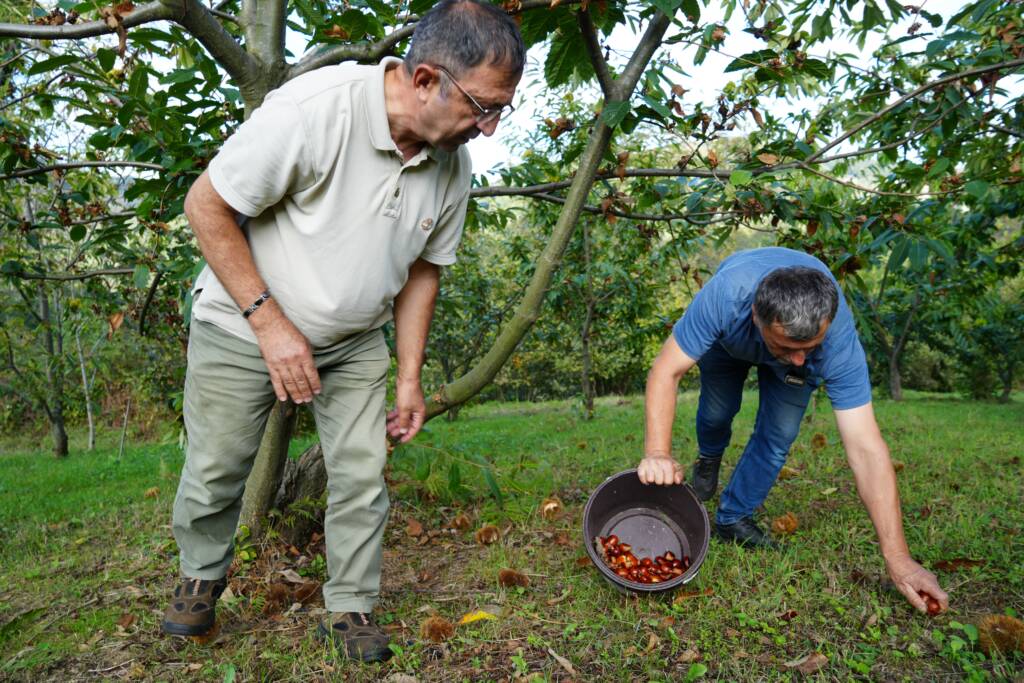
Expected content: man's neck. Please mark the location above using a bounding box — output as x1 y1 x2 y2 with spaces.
383 65 425 162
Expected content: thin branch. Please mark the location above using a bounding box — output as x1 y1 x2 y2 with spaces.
531 192 740 225
612 11 672 100
0 160 163 181
805 57 1024 164
797 162 958 198
986 122 1023 138
0 2 176 38
208 8 238 23
577 9 612 98
138 271 164 337
0 48 35 70
175 0 260 90
67 211 136 227
288 25 416 79
8 268 135 281
0 74 62 112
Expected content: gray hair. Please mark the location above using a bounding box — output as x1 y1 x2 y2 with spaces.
404 0 525 85
753 266 839 341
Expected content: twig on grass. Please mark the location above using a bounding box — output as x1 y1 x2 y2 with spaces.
88 658 137 674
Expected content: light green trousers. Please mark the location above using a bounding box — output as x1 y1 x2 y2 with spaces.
172 319 390 613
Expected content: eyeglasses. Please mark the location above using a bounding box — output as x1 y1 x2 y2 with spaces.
434 64 514 125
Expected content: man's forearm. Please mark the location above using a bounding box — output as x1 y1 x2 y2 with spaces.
848 443 911 561
645 367 679 457
393 259 440 381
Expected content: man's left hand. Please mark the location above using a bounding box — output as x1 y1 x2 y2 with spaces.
886 554 949 614
387 378 425 444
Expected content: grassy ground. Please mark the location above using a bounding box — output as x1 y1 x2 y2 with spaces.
0 391 1021 682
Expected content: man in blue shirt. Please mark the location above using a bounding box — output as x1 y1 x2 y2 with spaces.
637 247 947 614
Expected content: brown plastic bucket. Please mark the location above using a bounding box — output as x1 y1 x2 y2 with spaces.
583 469 710 594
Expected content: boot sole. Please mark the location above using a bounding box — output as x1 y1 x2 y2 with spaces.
161 618 216 637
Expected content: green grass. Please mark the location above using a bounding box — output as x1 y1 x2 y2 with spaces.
1 391 1022 681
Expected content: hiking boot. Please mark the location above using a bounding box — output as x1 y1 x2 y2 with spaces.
714 517 779 550
690 456 722 501
161 577 227 636
316 612 393 663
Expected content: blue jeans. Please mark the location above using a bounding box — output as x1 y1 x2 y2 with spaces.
695 343 814 526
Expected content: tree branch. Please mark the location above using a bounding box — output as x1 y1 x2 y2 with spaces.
797 162 959 198
531 192 741 225
0 2 176 39
805 57 1024 164
0 160 163 181
577 9 612 98
242 0 287 68
173 0 261 91
138 271 164 336
288 25 416 79
7 268 134 281
611 11 671 100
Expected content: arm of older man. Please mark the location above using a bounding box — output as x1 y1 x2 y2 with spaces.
184 171 321 404
638 337 698 485
386 258 440 444
835 403 948 614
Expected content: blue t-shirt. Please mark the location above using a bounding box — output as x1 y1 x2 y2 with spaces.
672 247 872 410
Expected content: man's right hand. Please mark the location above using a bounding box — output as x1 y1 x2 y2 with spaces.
249 302 321 403
637 454 684 486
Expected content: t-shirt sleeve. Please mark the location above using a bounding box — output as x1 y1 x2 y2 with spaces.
823 335 873 410
672 277 727 360
207 91 317 217
420 150 471 266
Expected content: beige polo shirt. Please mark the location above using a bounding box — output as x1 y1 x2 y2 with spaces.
192 57 471 348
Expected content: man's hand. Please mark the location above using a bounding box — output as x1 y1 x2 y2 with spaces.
387 378 425 444
637 454 684 486
886 554 949 614
250 304 321 403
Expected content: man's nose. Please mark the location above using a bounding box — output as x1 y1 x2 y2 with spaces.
477 117 500 137
789 351 806 366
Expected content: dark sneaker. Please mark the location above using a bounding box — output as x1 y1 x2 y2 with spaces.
714 517 779 550
161 577 227 636
317 612 393 663
690 456 722 501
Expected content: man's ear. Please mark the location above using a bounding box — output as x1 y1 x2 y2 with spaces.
751 305 761 329
411 64 440 103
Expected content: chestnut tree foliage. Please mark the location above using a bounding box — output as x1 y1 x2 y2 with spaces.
1 0 1021 514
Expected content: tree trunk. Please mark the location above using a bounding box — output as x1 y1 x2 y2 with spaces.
272 442 328 546
888 352 903 401
239 400 298 536
39 286 68 457
580 219 595 420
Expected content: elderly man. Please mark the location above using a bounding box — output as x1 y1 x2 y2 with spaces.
160 0 523 661
637 247 948 614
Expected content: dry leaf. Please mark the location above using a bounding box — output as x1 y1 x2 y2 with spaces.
107 311 125 339
711 26 726 41
751 107 764 127
419 615 454 642
707 149 719 168
892 460 905 472
548 648 576 675
779 609 798 621
116 612 135 629
672 587 714 605
933 558 985 572
806 219 819 237
671 84 685 97
539 497 562 520
757 153 779 165
143 486 159 499
498 568 530 588
820 487 838 496
644 632 660 654
324 24 348 39
777 466 799 480
977 614 1024 655
783 652 828 674
575 555 592 568
771 512 798 535
678 648 701 663
406 518 424 537
475 524 500 545
187 619 220 645
459 609 499 625
552 531 571 546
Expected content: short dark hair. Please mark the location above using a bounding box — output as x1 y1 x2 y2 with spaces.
405 0 525 81
753 266 839 341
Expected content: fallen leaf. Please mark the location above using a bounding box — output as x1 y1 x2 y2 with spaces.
644 631 660 654
417 569 432 583
547 648 576 675
546 586 572 605
672 587 714 605
278 568 307 584
892 460 905 472
811 432 827 450
820 487 838 496
757 153 779 165
778 609 798 622
498 568 530 588
660 616 676 628
116 612 135 629
143 486 160 499
474 524 500 545
406 518 424 537
783 652 828 674
933 558 985 572
552 531 571 546
459 609 499 625
725 627 740 638
539 496 562 520
574 555 591 568
678 648 701 663
771 512 798 535
419 615 454 642
777 466 799 480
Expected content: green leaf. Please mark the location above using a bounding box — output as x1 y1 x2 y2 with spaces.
27 55 78 76
414 452 431 481
800 59 830 79
69 225 86 242
1 260 24 275
650 0 683 17
133 264 151 290
964 180 989 199
601 101 631 128
724 49 778 72
729 170 753 186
